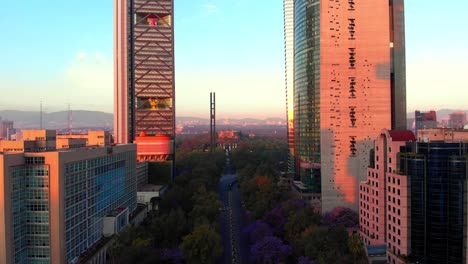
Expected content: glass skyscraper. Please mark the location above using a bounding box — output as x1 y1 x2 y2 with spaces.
285 0 407 212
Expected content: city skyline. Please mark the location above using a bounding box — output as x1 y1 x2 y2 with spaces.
0 0 467 118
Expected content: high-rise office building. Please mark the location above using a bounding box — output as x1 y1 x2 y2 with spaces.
114 0 175 162
284 0 295 175
289 0 406 212
360 129 468 264
0 130 138 263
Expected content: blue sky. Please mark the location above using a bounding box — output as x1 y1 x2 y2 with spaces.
0 0 467 118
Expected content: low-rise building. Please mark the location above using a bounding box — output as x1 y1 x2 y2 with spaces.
0 130 138 263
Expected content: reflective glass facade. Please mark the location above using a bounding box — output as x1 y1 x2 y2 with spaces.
5 147 137 264
291 0 406 212
64 151 137 262
11 163 50 264
399 142 468 264
284 0 296 174
294 0 321 191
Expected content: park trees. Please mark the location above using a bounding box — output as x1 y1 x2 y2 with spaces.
179 224 223 264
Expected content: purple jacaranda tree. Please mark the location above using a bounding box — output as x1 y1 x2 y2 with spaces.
160 248 183 263
244 220 273 243
298 256 315 264
263 206 286 235
281 199 307 215
321 207 359 228
251 236 292 264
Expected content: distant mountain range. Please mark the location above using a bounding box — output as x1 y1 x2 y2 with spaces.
1 109 465 129
0 110 286 129
0 110 113 129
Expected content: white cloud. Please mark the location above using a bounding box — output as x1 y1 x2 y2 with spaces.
204 4 218 14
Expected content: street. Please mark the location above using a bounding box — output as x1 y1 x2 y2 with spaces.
218 173 250 264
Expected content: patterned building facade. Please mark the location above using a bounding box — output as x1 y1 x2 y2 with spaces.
114 0 175 162
291 0 406 212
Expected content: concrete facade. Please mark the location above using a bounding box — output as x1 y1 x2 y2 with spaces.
0 132 138 264
359 129 414 264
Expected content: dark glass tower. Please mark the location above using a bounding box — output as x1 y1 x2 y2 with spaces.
399 142 468 264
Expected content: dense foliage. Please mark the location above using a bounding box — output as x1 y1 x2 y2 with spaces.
109 149 225 263
231 137 367 264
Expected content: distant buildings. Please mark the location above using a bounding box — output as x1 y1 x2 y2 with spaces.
114 0 175 164
359 128 468 264
0 130 140 263
284 0 407 212
217 129 239 142
448 111 467 129
415 110 437 132
0 119 14 140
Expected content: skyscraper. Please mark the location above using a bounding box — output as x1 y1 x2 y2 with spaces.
114 0 175 162
284 0 295 175
289 0 406 212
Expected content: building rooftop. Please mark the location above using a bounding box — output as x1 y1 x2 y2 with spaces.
388 130 416 142
138 184 166 192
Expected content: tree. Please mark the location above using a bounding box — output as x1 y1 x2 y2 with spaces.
190 186 222 226
160 248 184 264
150 208 189 248
284 208 320 240
321 207 359 228
347 234 364 264
180 224 223 264
303 226 349 264
244 220 273 243
250 236 292 264
263 207 286 235
108 227 153 263
298 256 315 264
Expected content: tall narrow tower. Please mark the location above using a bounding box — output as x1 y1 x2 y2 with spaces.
210 92 216 152
290 0 406 212
115 0 175 162
284 0 295 175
